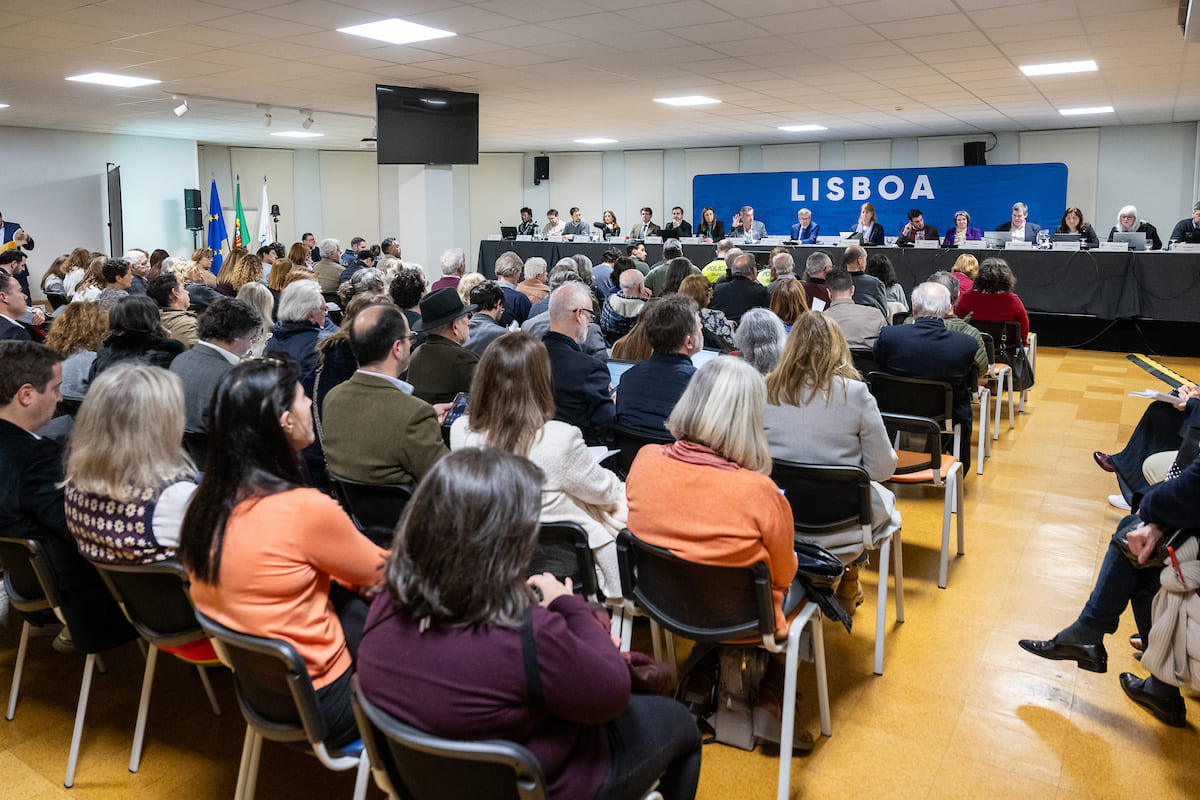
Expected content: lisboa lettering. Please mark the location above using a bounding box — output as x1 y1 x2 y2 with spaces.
791 174 935 203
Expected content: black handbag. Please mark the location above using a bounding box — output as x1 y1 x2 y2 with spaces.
793 539 853 633
994 329 1035 391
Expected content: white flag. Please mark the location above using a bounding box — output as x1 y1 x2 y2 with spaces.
255 177 272 245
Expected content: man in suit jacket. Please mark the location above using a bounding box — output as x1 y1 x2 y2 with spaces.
660 206 693 239
407 288 479 405
790 208 819 243
493 250 532 326
0 211 35 253
0 272 31 341
994 202 1041 242
731 205 767 242
544 282 614 445
632 207 661 240
842 245 889 319
169 298 262 433
314 238 344 293
874 282 980 465
322 305 448 486
711 252 769 323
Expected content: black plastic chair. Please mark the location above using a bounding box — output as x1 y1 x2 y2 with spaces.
604 425 673 479
90 559 222 772
615 530 829 800
328 470 414 537
971 318 1034 408
771 460 904 675
868 371 986 475
194 611 369 800
849 349 877 379
528 522 600 602
978 332 1015 441
182 431 209 469
45 291 68 310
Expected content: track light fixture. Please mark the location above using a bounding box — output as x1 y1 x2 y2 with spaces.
300 108 314 130
173 95 189 116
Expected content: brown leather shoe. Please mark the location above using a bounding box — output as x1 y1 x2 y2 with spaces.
1093 451 1115 472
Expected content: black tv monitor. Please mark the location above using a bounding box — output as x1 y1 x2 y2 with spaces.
375 85 479 165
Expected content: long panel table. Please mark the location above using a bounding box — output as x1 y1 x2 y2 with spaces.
477 240 1200 323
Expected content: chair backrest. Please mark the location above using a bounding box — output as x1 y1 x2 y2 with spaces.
528 522 601 602
89 559 205 649
182 431 209 470
969 319 1022 355
849 349 876 378
891 311 911 326
194 610 324 746
771 460 871 535
607 425 673 479
0 536 59 614
615 529 774 642
879 412 945 476
351 676 547 800
867 372 953 425
328 471 414 533
979 332 997 365
46 291 69 310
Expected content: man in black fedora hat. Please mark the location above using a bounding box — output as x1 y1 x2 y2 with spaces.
406 287 480 405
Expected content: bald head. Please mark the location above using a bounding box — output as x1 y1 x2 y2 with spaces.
843 245 866 272
911 282 952 320
348 304 411 374
618 269 644 294
548 282 593 342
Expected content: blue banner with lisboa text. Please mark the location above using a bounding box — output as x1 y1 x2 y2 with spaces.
693 164 1068 241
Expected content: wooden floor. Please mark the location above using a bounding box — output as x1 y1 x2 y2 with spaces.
2 347 1199 800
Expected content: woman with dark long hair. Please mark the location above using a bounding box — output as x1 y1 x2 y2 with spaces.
90 295 183 379
696 206 724 242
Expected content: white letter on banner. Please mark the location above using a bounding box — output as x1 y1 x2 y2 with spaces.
911 174 934 199
826 177 844 201
878 175 904 201
852 176 870 200
791 178 804 201
812 178 820 201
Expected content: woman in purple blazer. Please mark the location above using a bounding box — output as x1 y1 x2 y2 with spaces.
942 210 983 247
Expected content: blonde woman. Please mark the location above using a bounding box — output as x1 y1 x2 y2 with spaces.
221 253 262 296
172 258 223 312
456 271 486 307
768 280 808 330
71 256 107 303
44 301 109 403
236 281 275 357
61 247 95 299
951 253 978 294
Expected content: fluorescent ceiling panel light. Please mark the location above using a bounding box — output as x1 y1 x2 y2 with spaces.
0 104 9 109
337 18 455 45
271 131 324 138
574 138 617 144
654 95 720 107
1059 105 1113 116
778 124 827 132
1019 60 1097 77
66 72 160 88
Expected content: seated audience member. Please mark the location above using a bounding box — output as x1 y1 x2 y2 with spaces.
866 253 908 313
801 251 833 307
312 295 395 428
523 269 609 359
600 268 649 345
213 247 247 296
124 249 150 295
767 252 799 296
455 272 485 309
824 270 886 351
287 241 313 270
452 332 628 596
711 252 769 324
1108 205 1163 250
224 254 263 296
40 254 70 298
264 279 327 384
65 364 199 562
678 275 733 351
895 208 938 247
911 272 989 386
841 245 889 319
942 210 983 247
339 237 368 268
174 258 223 313
235 281 275 357
530 260 580 319
1056 207 1101 247
465 281 508 356
44 301 108 403
339 249 376 288
149 274 199 350
874 282 979 465
61 247 93 300
492 251 532 325
543 282 614 445
730 205 766 242
950 253 978 295
432 248 467 292
625 356 813 751
314 238 344 293
0 341 136 654
339 265 386 308
656 258 702 298
542 209 566 238
322 305 448 487
148 248 170 281
644 240 686 295
626 242 651 275
1094 386 1199 510
615 295 701 438
1019 448 1200 728
180 357 386 750
595 209 621 239
406 288 479 405
790 208 819 244
96 257 134 310
170 298 261 434
389 268 425 339
701 239 736 283
0 248 32 301
517 256 550 304
91 295 184 379
357 447 701 800
610 311 655 362
569 254 601 313
994 202 1041 242
592 248 620 295
266 256 293 306
192 246 219 277
851 202 885 246
764 312 901 609
954 257 1030 344
696 206 724 242
563 207 589 237
70 256 106 303
733 308 786 375
757 246 789 287
661 206 692 239
0 270 32 341
768 280 808 332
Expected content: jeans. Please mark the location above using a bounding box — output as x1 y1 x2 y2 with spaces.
1078 516 1162 641
596 695 702 800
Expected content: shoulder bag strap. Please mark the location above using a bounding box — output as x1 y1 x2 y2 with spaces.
520 610 544 707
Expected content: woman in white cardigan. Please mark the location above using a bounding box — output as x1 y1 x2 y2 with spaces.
450 331 627 597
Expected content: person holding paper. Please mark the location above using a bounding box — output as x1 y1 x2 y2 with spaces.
941 210 983 247
1095 386 1200 510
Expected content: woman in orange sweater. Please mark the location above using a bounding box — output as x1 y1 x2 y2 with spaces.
180 357 386 748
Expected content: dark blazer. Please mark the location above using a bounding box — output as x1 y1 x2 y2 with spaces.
895 224 939 247
1138 398 1200 530
711 275 770 323
263 321 322 385
0 316 31 341
543 331 614 446
801 278 831 306
849 271 889 319
855 222 886 246
790 222 819 244
995 221 1042 241
631 221 661 239
615 352 695 438
942 226 983 247
1 220 34 250
1107 222 1162 250
407 333 479 405
661 220 692 239
696 220 725 241
91 332 183 380
1169 218 1200 244
1054 223 1100 247
498 282 532 326
170 342 237 433
186 281 224 313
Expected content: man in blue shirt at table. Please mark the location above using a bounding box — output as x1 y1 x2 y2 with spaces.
791 208 819 244
615 295 701 438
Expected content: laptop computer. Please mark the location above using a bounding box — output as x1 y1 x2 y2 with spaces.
983 231 1012 248
1051 233 1082 244
1112 231 1148 250
607 359 636 387
500 226 518 240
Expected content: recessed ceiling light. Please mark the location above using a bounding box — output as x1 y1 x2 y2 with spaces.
654 95 721 107
271 131 324 138
1059 105 1114 116
778 124 827 133
574 138 618 144
337 18 455 45
67 72 161 88
1019 60 1097 77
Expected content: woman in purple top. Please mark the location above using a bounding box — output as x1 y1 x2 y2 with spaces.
357 448 701 800
942 210 984 247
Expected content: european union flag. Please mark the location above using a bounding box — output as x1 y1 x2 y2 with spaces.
207 179 228 275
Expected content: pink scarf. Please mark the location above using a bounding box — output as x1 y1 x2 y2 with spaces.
661 440 740 471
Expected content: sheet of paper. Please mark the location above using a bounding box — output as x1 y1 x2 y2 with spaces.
1129 389 1177 404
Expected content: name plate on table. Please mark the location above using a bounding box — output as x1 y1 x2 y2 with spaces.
959 240 985 250
644 236 663 244
680 237 703 244
547 235 564 242
1051 241 1080 251
761 236 787 246
1005 240 1034 250
515 235 533 241
487 234 502 241
1099 241 1129 252
914 239 940 249
837 238 858 247
1171 243 1200 253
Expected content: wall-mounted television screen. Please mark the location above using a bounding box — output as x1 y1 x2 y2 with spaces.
375 85 479 165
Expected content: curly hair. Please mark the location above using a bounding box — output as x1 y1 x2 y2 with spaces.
44 302 109 356
973 257 1017 294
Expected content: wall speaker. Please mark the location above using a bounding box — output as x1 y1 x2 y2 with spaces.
963 141 987 166
533 155 550 184
184 188 203 230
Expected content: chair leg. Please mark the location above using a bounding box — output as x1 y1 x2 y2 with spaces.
352 752 370 800
234 727 256 800
956 467 966 557
196 665 222 717
874 538 890 676
663 630 677 675
976 388 987 474
776 626 802 800
892 530 905 624
1005 371 1015 430
244 729 263 800
650 619 663 662
129 644 159 773
939 475 953 590
64 652 98 788
6 620 31 720
812 612 831 738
